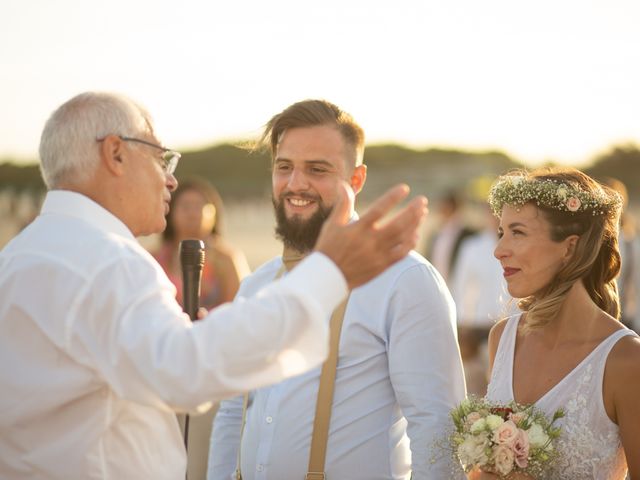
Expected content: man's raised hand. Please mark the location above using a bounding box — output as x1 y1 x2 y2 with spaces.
315 183 427 289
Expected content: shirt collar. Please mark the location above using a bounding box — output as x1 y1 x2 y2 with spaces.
40 190 135 241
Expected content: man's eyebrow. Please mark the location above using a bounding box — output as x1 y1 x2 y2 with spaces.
305 159 334 167
274 158 334 168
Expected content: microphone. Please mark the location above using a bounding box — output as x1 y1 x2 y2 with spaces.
179 239 205 461
179 239 205 321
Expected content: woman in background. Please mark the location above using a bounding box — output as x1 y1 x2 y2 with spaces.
155 177 250 309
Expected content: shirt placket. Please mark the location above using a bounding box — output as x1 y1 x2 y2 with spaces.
253 382 284 480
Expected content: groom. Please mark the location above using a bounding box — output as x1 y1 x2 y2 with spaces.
208 99 466 479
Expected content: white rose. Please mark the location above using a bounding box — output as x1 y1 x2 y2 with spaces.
485 414 505 430
458 433 490 466
493 444 515 476
470 418 487 434
527 423 549 448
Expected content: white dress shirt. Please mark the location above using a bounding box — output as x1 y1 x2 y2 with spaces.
0 190 347 480
208 253 466 480
451 230 516 327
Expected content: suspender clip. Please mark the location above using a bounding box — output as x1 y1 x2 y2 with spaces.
305 473 326 480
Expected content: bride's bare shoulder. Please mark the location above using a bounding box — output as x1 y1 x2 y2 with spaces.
488 318 510 347
607 333 640 375
604 332 640 467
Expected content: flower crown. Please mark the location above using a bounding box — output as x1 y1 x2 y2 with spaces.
488 175 622 217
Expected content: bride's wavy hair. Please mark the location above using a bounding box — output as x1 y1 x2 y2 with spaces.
510 167 622 330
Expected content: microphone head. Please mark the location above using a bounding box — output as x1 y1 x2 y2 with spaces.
179 239 205 268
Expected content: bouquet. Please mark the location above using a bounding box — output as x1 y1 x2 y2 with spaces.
450 396 564 478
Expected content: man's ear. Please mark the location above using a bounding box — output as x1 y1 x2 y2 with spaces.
350 164 367 195
99 135 126 176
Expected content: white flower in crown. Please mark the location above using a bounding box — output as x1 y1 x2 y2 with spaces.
509 176 523 186
566 197 581 212
556 186 568 200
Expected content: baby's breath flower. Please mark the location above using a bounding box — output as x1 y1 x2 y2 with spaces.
556 186 568 200
488 174 621 217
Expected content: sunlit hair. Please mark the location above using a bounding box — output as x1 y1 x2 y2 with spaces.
39 91 154 189
495 167 622 331
260 99 365 170
162 177 226 242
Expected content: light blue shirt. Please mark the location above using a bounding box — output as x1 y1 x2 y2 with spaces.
208 252 466 479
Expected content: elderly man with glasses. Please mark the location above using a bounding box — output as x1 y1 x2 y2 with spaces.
0 91 427 479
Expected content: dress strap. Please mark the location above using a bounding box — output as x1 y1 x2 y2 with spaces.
486 314 521 400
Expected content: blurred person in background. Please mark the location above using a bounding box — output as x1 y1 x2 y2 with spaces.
451 203 517 396
424 190 476 285
154 177 250 309
603 177 639 333
153 177 251 480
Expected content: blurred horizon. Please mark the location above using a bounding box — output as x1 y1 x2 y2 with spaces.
3 137 638 171
1 0 639 168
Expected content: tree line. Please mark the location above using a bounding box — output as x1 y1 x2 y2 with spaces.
1 142 639 205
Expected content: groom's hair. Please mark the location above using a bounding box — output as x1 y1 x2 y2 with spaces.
260 99 365 171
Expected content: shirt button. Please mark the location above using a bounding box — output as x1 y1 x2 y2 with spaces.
256 464 264 472
265 416 273 424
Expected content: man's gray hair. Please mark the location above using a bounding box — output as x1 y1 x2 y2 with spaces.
39 92 154 189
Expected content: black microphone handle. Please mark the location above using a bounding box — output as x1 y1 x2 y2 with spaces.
179 239 205 321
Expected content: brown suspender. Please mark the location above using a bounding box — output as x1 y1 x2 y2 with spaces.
305 297 348 480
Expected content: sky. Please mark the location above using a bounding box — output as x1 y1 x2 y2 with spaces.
1 0 639 167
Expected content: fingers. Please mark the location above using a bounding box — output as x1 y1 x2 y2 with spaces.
375 195 427 245
196 307 209 321
314 183 429 289
366 195 427 266
326 181 355 226
358 184 410 227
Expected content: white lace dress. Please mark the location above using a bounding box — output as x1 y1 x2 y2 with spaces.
486 315 634 479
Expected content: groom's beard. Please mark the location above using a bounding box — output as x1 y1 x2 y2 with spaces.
273 192 333 253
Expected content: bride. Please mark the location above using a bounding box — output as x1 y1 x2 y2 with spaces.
474 167 639 479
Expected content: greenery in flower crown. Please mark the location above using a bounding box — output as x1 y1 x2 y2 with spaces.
488 174 622 217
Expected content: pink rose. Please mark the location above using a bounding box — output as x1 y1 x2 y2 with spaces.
493 445 515 476
508 412 526 426
566 197 581 211
492 420 519 447
465 411 482 429
512 428 530 468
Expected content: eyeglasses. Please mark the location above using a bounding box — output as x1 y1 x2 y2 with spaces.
97 135 181 175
